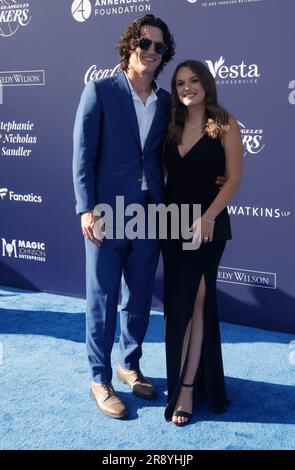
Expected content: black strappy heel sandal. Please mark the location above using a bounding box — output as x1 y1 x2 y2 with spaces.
172 383 194 427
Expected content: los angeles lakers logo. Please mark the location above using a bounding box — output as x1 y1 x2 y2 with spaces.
0 0 31 38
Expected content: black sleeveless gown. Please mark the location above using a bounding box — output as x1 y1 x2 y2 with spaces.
162 133 231 421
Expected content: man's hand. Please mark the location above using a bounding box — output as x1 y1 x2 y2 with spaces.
81 211 105 246
216 175 226 187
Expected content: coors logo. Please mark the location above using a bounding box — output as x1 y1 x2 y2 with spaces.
0 0 31 38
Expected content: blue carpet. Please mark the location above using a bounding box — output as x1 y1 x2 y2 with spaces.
0 285 294 450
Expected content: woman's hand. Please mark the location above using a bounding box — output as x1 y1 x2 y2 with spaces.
189 215 215 244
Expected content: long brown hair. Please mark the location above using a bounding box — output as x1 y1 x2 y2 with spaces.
167 60 229 143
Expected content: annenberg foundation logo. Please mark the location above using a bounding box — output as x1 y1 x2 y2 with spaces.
1 238 46 262
72 0 92 22
205 56 260 86
238 120 265 157
0 0 31 38
84 63 120 83
71 0 152 20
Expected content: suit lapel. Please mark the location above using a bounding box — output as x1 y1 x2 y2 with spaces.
113 72 141 151
143 92 166 152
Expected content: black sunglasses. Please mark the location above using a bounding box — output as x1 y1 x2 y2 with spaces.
138 37 168 55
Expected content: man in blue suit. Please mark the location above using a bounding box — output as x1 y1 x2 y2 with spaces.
73 15 175 419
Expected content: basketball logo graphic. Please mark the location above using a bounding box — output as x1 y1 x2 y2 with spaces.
72 0 92 23
0 0 31 38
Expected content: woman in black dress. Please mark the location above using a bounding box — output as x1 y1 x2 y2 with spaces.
162 60 243 426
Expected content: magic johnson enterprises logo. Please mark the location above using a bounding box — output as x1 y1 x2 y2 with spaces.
238 120 265 157
218 267 276 289
71 0 152 21
205 56 260 86
84 63 120 84
0 187 42 203
0 0 31 38
1 238 46 262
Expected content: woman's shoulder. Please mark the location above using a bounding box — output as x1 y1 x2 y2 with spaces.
227 114 239 130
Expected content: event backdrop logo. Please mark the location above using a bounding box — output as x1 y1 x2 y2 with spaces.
0 70 45 87
0 187 42 203
238 120 265 157
1 238 46 262
205 56 260 85
84 64 120 83
0 119 37 158
218 267 276 289
0 0 31 38
186 0 263 7
71 0 152 20
0 187 8 199
72 0 92 22
288 80 295 105
227 205 291 219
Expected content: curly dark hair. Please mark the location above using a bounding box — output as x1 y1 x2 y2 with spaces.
116 14 175 79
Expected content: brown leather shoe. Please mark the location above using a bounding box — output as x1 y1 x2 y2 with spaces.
90 382 128 419
117 365 156 399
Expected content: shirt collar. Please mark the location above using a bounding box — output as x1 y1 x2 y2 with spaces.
124 72 159 100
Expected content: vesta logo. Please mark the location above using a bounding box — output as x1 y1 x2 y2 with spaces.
205 56 260 80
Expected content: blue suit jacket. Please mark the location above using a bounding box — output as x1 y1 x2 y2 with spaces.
73 71 170 215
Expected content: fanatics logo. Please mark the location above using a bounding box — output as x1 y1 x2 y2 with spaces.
0 187 8 199
0 187 42 203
